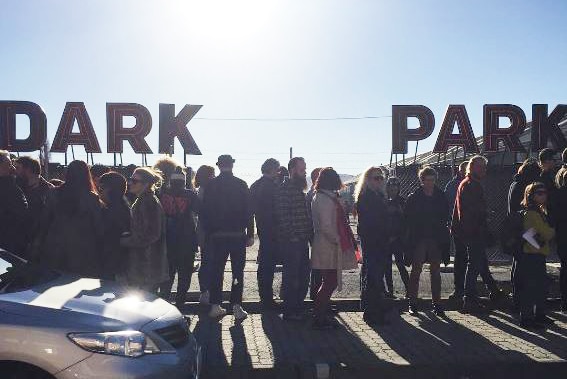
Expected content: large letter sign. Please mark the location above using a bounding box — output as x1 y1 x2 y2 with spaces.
51 102 101 153
483 104 526 153
0 101 47 152
531 104 567 151
392 105 435 154
158 103 202 155
106 103 153 154
433 105 479 154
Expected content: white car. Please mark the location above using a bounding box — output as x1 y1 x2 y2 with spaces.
0 250 201 379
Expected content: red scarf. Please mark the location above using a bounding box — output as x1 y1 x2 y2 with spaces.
324 192 359 260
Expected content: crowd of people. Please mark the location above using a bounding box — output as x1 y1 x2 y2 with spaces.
0 146 566 330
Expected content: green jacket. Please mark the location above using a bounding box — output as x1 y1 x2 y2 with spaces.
523 209 555 256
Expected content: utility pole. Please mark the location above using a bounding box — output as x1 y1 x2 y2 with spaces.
290 147 293 160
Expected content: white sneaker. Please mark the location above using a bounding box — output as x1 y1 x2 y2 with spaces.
208 304 227 318
233 304 248 321
199 291 210 305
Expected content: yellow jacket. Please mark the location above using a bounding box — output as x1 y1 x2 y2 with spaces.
523 209 555 255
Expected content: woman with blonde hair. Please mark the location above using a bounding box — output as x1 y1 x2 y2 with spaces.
355 166 392 325
121 167 168 292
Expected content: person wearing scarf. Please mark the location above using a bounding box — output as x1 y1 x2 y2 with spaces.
311 168 358 330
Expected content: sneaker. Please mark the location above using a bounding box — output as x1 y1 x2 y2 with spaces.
233 304 248 321
199 291 210 305
432 303 445 317
208 304 227 318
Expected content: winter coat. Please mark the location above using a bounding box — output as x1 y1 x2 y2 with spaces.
405 186 450 264
355 188 389 250
0 176 28 255
160 187 200 254
101 198 131 279
202 172 254 239
275 178 313 242
21 177 54 245
251 175 279 239
121 191 169 289
523 209 555 256
386 195 406 253
35 188 104 277
311 190 357 291
451 174 490 245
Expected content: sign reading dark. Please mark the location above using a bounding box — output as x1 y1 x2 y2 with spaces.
392 104 567 154
0 101 202 155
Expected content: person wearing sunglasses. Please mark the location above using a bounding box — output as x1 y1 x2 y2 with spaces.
517 182 555 329
120 167 168 293
355 166 392 325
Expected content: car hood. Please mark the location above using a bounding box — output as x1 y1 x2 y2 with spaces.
0 275 177 331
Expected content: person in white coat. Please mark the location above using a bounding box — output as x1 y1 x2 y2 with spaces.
311 167 358 329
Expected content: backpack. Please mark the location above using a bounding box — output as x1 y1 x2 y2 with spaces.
499 210 526 257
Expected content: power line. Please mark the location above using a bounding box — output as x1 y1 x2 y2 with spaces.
194 115 392 121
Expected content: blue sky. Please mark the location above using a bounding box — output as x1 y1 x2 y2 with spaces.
1 0 566 183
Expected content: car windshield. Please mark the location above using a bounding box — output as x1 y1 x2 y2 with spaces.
0 251 60 293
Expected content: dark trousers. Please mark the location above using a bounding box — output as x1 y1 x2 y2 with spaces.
511 255 521 308
518 253 547 320
313 269 337 319
281 239 310 316
453 237 468 297
561 255 567 306
464 242 497 300
384 245 409 294
360 240 389 318
209 235 246 305
160 247 196 304
310 269 322 301
257 234 279 303
198 244 211 293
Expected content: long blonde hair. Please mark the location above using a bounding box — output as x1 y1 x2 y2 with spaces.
354 166 384 202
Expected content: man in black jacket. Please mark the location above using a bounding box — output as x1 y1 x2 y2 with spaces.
203 155 254 320
15 156 53 254
275 157 313 320
251 158 280 310
0 151 28 256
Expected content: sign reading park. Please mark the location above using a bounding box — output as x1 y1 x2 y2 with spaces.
0 102 202 155
392 104 567 155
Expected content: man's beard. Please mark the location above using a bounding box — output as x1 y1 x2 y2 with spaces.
292 174 308 191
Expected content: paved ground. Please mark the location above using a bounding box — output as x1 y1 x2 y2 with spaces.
176 236 566 377
187 308 567 379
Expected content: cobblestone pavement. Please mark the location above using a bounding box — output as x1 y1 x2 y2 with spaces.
188 309 567 378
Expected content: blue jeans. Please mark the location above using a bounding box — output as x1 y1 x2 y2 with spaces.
464 242 496 300
281 239 310 316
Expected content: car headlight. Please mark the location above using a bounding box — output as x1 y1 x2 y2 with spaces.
68 331 161 358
